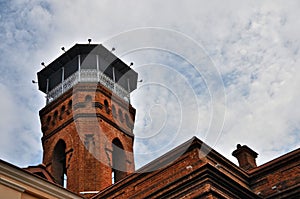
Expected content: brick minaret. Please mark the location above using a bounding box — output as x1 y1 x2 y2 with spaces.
37 44 138 195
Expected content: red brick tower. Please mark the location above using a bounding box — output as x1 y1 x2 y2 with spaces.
37 44 138 195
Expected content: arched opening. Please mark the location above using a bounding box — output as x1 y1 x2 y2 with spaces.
59 105 65 120
66 100 72 115
104 99 110 114
52 110 58 126
52 140 67 187
68 100 72 109
112 138 126 183
46 115 51 126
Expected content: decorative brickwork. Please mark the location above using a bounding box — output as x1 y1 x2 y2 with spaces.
93 137 300 199
40 83 136 194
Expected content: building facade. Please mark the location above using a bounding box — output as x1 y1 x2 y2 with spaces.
94 137 300 199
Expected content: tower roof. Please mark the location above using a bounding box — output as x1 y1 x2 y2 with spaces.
37 44 138 97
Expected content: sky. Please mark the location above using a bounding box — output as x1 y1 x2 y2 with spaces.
0 0 300 170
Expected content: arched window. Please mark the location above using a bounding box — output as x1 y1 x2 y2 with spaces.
46 115 51 126
59 105 65 120
52 110 58 126
112 138 126 183
52 140 67 187
104 99 110 114
68 100 72 109
67 100 72 115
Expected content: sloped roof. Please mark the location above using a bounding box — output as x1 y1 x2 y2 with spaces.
23 163 55 183
93 136 259 199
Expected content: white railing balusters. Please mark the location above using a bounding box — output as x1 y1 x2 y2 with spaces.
46 69 130 104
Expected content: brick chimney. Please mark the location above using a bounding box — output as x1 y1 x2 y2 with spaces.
232 144 258 171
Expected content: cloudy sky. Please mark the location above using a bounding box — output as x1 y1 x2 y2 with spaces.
1 0 300 170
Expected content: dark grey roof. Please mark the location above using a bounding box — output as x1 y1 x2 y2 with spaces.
37 44 138 93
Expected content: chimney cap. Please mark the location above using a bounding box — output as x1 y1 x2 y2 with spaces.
232 144 258 158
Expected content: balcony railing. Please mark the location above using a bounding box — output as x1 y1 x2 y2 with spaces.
47 69 130 104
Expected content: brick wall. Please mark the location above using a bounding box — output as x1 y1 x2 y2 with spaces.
39 83 136 195
249 149 300 197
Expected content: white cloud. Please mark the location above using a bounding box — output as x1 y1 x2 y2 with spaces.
0 83 42 167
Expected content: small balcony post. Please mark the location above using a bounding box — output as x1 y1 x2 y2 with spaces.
112 67 116 91
96 55 100 82
78 55 81 81
46 78 49 104
61 67 65 93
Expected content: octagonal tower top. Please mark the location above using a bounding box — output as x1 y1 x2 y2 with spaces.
37 44 138 104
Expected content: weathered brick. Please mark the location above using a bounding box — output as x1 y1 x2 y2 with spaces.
40 83 135 195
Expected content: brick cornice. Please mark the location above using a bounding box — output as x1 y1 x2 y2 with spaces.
41 112 134 142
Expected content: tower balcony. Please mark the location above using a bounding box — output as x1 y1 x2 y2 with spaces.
47 69 130 104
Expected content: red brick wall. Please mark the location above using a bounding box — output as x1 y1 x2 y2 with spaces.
39 83 136 194
95 145 259 199
249 153 300 197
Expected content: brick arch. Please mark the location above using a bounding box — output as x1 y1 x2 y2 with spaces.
104 99 110 114
49 133 75 184
50 134 74 157
52 110 58 126
59 105 66 120
52 139 66 186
